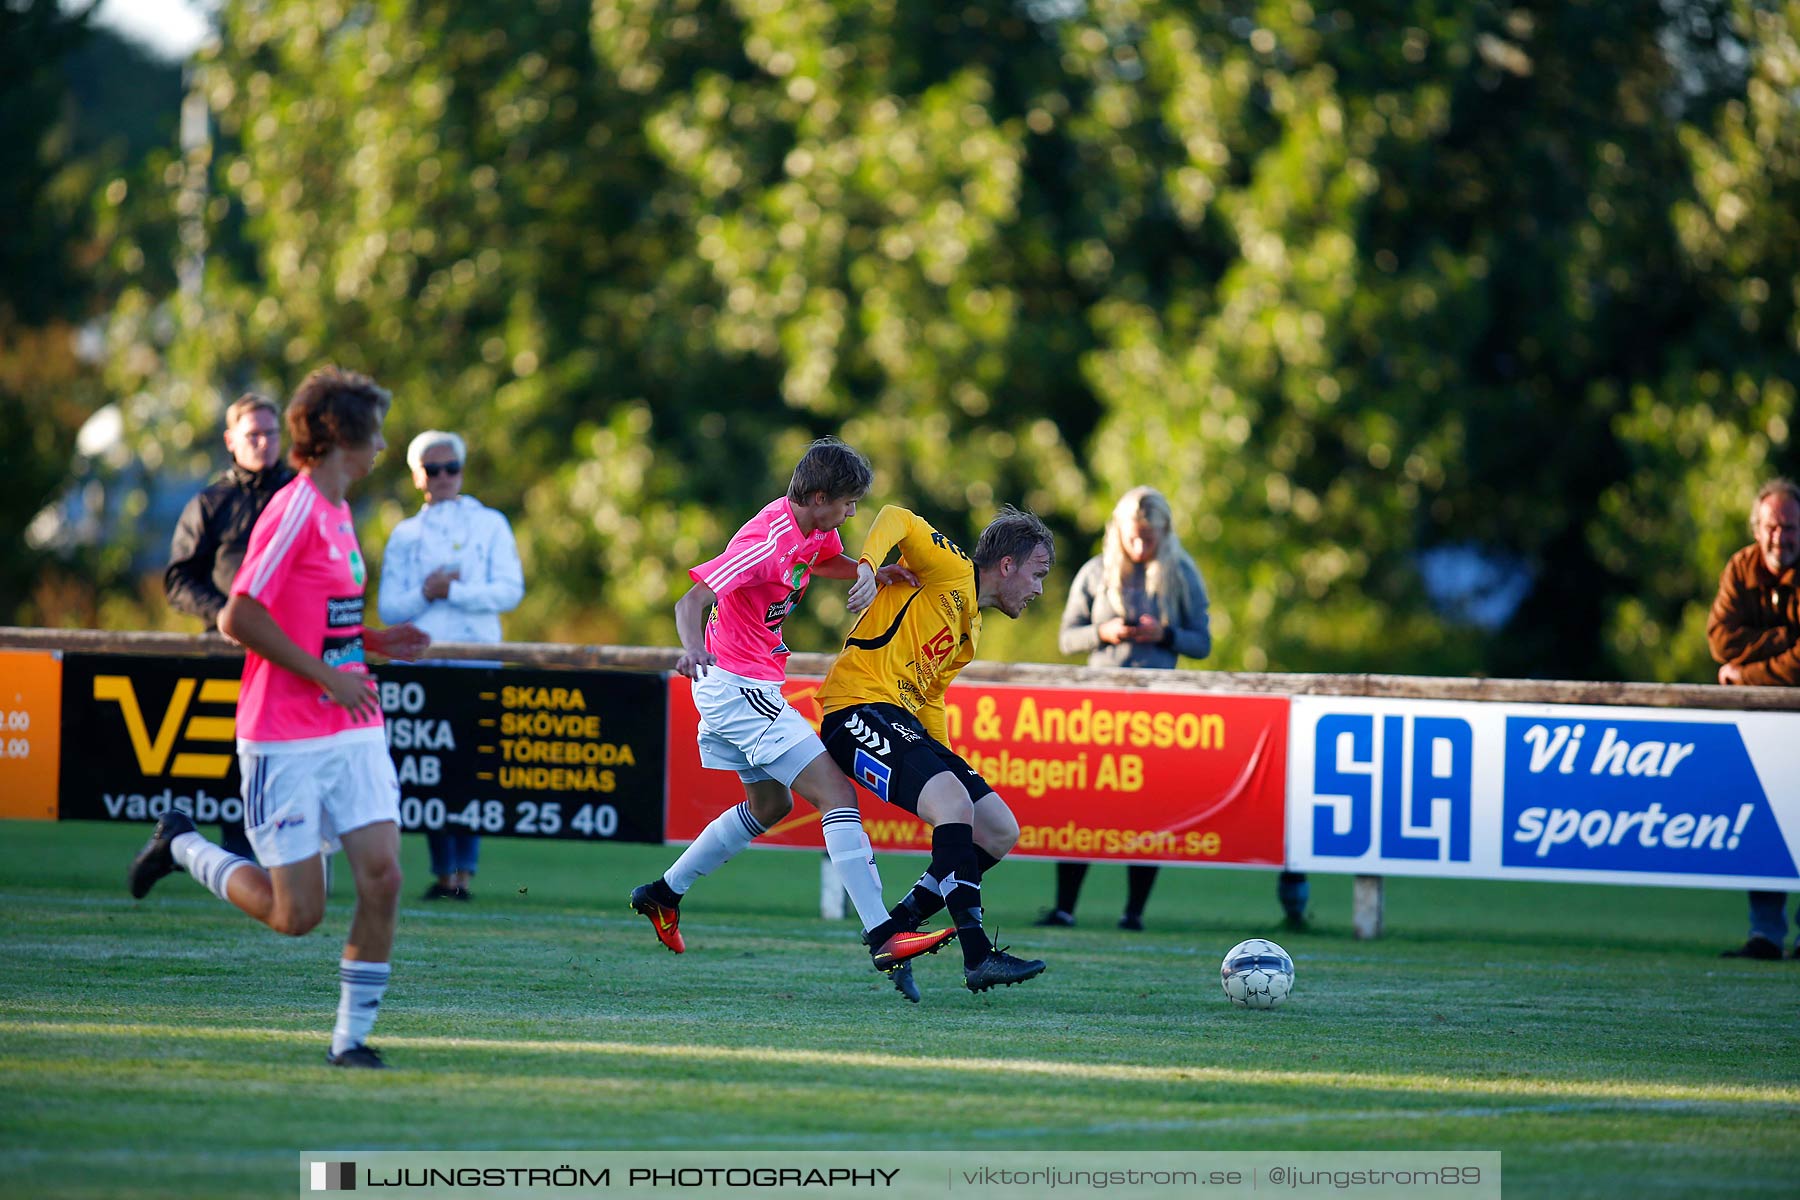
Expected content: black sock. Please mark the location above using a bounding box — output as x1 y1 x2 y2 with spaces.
649 878 681 907
1124 864 1159 919
928 823 991 966
895 847 1001 928
893 885 937 929
1054 861 1089 914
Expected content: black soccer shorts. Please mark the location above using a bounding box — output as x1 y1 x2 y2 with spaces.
820 703 993 815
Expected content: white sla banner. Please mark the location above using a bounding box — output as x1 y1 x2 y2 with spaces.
1287 696 1800 889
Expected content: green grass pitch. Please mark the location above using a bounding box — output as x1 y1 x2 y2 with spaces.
1 819 1795 1198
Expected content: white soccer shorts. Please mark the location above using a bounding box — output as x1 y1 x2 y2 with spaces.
692 666 827 786
238 727 401 867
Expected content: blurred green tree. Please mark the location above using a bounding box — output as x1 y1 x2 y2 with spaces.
1 2 182 625
46 0 1799 685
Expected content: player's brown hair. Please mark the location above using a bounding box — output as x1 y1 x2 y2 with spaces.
787 437 873 504
286 367 390 468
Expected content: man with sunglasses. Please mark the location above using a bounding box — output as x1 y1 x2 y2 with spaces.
378 430 525 900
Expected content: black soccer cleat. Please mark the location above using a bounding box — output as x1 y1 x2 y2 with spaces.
127 808 197 899
326 1043 389 1069
888 961 921 1004
964 948 1047 993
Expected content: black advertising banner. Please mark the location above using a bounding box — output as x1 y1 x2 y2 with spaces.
377 664 665 843
60 653 248 827
57 654 666 843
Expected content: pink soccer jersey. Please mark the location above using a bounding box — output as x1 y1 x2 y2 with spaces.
230 474 381 744
691 496 844 681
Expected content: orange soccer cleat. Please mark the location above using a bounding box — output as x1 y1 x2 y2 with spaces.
869 926 956 972
629 882 686 954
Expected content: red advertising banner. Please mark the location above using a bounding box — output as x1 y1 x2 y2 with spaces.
666 676 1288 866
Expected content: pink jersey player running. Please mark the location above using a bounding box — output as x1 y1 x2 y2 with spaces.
127 366 429 1069
627 438 954 992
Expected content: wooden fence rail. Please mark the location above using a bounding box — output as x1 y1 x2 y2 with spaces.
4 626 1796 712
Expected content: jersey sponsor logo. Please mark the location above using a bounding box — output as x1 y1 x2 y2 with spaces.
764 570 809 627
764 590 802 627
844 711 891 756
930 530 970 561
852 748 891 800
890 721 921 743
915 624 957 676
326 596 364 629
322 634 366 670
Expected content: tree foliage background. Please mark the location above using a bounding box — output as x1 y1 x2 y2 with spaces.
7 0 1798 682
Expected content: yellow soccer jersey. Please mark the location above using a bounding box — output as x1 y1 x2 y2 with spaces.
815 506 981 745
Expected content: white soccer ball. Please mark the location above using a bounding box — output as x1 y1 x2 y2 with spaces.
1219 938 1294 1008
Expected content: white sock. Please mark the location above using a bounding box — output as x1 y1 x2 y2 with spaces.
332 960 391 1055
664 801 766 894
172 831 252 902
820 808 889 931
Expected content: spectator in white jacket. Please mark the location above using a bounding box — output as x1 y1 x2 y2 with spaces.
379 430 524 900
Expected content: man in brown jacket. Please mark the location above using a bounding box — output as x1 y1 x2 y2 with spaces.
1707 476 1800 959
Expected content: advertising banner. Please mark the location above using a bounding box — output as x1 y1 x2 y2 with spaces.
59 653 246 827
667 676 1289 867
1287 696 1800 888
373 664 666 844
0 649 63 820
57 654 666 843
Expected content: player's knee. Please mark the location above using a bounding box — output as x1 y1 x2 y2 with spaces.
917 774 974 827
746 789 793 827
980 807 1020 857
811 772 858 813
270 902 324 937
355 857 404 906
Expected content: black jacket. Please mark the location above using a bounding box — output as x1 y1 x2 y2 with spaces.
164 462 297 623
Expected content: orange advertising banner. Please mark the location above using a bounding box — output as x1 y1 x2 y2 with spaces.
666 676 1289 866
0 649 63 820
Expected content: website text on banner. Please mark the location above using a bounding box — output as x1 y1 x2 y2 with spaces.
54 653 667 843
666 676 1289 866
1288 695 1800 889
0 649 61 820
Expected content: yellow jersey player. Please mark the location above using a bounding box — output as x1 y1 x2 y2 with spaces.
815 504 1055 997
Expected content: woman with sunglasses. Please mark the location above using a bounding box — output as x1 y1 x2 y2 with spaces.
378 429 525 900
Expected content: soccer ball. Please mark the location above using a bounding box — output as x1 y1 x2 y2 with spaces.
1219 938 1294 1008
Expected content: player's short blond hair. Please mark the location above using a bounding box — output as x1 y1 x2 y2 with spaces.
224 393 278 427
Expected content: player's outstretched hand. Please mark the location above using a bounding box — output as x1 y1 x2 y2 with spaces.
847 561 879 613
368 622 431 662
677 649 718 680
322 670 381 720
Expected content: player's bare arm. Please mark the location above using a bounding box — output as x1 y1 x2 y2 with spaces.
812 554 922 613
366 623 431 663
673 581 719 680
219 593 380 720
